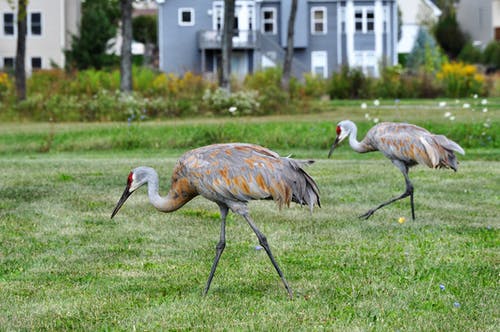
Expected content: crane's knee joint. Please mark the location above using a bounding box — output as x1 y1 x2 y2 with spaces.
216 241 226 251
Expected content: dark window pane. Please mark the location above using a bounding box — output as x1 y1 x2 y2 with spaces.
355 22 362 31
31 57 42 69
4 13 14 35
4 57 14 68
264 22 273 32
367 22 374 31
181 11 191 23
31 12 41 35
264 11 273 19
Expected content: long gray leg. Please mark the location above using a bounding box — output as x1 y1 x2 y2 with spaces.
360 160 415 220
203 204 229 295
242 213 293 298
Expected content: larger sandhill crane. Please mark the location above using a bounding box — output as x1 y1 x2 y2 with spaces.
111 143 320 298
328 120 464 220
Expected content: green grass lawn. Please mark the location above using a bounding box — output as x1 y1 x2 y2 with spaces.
0 103 498 330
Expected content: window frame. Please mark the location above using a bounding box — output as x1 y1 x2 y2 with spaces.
311 50 328 78
354 7 375 34
178 7 195 27
261 7 277 35
3 12 15 36
311 7 327 35
29 12 42 36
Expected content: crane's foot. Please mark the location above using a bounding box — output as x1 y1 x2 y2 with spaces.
359 209 376 220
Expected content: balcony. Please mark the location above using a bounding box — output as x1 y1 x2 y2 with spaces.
198 30 259 49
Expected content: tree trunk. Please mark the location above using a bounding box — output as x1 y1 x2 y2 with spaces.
120 0 133 93
221 0 235 91
281 0 297 92
15 0 27 101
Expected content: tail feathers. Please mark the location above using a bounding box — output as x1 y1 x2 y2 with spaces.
434 135 465 155
432 135 465 172
285 159 321 213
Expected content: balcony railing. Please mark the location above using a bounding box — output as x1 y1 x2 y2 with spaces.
198 30 259 49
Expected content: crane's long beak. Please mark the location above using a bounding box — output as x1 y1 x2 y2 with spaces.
328 136 340 158
111 186 133 219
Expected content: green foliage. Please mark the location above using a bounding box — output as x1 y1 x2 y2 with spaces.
133 15 157 45
328 66 375 99
434 11 467 59
65 0 120 69
244 67 290 113
481 41 500 68
202 88 260 116
406 28 444 74
458 42 482 64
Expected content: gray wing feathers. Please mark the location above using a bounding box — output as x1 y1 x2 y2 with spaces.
283 158 321 213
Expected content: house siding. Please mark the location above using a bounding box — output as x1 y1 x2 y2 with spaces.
158 0 397 78
0 0 81 71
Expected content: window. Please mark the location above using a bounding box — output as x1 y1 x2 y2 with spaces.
3 57 14 69
311 7 326 34
31 57 42 70
178 8 194 26
3 13 15 36
30 12 42 35
311 51 328 78
354 8 375 33
261 8 276 34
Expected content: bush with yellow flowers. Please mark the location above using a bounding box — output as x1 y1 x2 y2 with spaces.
437 62 487 97
0 72 13 100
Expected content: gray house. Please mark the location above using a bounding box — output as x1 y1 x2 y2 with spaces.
157 0 398 79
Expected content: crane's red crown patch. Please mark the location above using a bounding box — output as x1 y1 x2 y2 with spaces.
127 172 134 185
336 126 341 135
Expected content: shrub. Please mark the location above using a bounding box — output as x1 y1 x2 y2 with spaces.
302 73 328 98
0 72 13 100
458 42 482 64
437 62 486 97
481 41 500 69
244 67 289 114
328 66 375 99
202 87 260 116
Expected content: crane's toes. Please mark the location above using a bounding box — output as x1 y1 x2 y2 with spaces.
359 210 375 220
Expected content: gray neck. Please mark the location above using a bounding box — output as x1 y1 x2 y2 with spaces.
145 168 180 212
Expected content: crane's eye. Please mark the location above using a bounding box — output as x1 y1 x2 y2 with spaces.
127 172 134 186
336 126 341 135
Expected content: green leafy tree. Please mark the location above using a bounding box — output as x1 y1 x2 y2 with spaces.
133 14 157 67
434 11 467 59
132 15 157 46
406 28 443 73
65 0 120 70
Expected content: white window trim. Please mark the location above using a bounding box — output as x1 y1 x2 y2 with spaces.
311 50 328 78
28 11 42 37
178 7 195 27
354 7 375 34
311 7 327 35
261 7 277 34
3 12 16 37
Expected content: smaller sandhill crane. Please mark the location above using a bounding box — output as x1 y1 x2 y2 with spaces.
111 143 320 297
328 120 465 220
